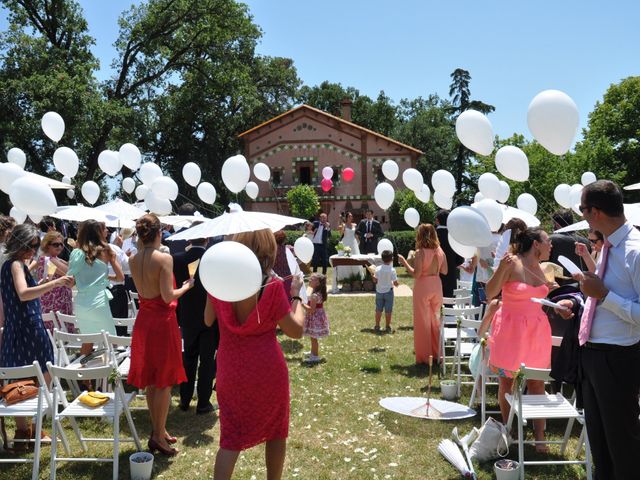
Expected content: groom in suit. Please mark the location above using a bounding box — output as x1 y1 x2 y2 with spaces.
173 237 219 414
312 212 331 274
357 209 384 254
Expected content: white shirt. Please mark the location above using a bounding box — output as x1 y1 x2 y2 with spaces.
475 233 501 283
122 237 138 256
108 243 129 287
375 264 397 294
312 224 325 244
590 222 640 345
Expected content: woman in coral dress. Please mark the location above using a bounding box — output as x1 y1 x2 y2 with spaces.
128 214 193 456
204 228 305 480
486 226 553 451
399 224 447 364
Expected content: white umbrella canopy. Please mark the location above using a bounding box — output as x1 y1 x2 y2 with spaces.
158 215 208 229
95 198 146 220
167 207 305 241
501 205 540 227
29 172 74 190
555 203 640 232
51 205 114 223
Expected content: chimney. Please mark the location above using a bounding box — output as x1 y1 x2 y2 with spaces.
340 98 352 122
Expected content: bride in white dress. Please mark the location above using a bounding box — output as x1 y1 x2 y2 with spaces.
337 212 364 282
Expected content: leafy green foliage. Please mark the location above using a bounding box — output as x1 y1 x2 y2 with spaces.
286 185 320 220
387 188 437 231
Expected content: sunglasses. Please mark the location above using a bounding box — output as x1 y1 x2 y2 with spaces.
588 238 602 244
28 241 40 250
50 242 64 247
578 205 591 213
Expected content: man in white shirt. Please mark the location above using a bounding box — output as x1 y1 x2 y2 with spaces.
311 213 331 274
574 180 640 480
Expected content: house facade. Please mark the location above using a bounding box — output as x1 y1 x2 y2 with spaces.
238 101 423 227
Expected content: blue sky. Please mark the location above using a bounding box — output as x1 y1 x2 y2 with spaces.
2 0 639 143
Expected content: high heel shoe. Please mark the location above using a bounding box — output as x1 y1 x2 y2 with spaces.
150 430 177 444
148 438 178 456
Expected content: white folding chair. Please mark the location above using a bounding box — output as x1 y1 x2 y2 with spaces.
127 291 139 317
457 280 473 289
442 295 472 307
453 288 472 298
454 317 482 398
472 336 500 424
439 305 481 375
0 362 47 479
102 332 147 410
112 317 136 335
55 312 81 334
505 363 592 480
47 362 142 480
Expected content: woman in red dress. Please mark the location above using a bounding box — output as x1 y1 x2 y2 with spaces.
204 228 305 480
128 214 193 456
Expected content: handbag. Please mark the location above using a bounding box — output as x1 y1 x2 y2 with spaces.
0 380 38 406
78 391 110 408
469 417 509 462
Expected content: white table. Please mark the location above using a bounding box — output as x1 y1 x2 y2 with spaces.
329 254 383 293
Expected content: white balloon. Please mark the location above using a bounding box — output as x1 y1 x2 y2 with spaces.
448 233 476 259
200 241 262 302
381 160 399 181
322 166 334 180
181 162 201 187
455 110 494 156
122 177 136 194
433 191 453 210
497 181 510 204
527 90 579 155
374 182 395 210
41 111 65 142
253 162 271 182
581 171 597 186
67 189 75 199
377 238 394 255
516 193 538 215
554 184 572 208
222 155 250 193
53 147 79 178
135 184 149 201
0 162 27 193
447 206 493 247
139 162 163 186
431 170 456 197
294 236 314 263
7 148 26 169
9 176 57 216
98 150 122 177
474 199 503 232
478 172 501 200
403 208 420 228
9 207 27 224
402 168 423 192
474 192 485 203
61 176 71 185
197 182 216 204
29 214 43 224
570 184 583 216
151 176 179 201
245 181 259 200
415 184 431 203
81 181 100 205
119 143 142 171
495 146 529 182
145 190 172 215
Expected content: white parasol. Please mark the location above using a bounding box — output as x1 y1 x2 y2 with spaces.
167 204 305 241
438 439 473 478
29 172 74 190
554 203 640 232
51 205 114 223
500 205 540 227
158 215 207 229
96 199 146 220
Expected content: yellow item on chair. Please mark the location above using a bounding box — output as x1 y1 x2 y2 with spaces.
78 391 109 407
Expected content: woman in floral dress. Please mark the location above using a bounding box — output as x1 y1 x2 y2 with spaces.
36 231 73 332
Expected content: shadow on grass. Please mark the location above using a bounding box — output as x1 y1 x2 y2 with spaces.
360 327 383 335
280 339 303 354
369 346 387 353
390 362 441 379
396 325 414 331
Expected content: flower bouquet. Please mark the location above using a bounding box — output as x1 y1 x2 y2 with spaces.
343 246 352 257
335 242 345 256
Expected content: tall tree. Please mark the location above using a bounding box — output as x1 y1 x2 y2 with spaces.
448 68 495 201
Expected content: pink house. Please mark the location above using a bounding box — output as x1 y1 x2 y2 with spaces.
238 101 423 227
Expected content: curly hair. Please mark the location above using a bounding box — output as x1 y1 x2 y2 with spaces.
136 214 162 245
512 227 546 255
415 223 440 250
76 220 110 265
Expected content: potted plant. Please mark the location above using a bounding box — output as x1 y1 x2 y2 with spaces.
343 246 352 257
129 451 154 480
335 242 345 256
362 268 375 291
341 282 352 292
440 379 457 401
494 459 520 480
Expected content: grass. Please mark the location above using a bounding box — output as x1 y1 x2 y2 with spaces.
1 270 589 479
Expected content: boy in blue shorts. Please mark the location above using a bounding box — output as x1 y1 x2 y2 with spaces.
373 250 399 334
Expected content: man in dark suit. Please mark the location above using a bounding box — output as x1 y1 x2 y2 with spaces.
311 212 331 274
549 209 590 285
168 202 197 255
357 209 384 254
173 237 219 414
435 210 464 298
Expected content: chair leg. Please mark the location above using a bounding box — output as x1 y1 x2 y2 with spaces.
518 413 525 480
50 414 58 480
576 425 585 456
55 419 71 456
560 417 575 455
468 375 479 408
113 397 120 480
32 397 43 480
120 389 142 451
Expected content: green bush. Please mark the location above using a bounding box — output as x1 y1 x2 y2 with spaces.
388 188 437 231
286 185 320 219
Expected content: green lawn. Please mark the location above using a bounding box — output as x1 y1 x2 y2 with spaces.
1 271 589 479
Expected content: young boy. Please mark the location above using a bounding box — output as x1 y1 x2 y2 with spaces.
372 250 399 334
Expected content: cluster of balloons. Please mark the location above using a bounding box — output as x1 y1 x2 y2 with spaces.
431 170 455 210
553 171 597 216
321 166 334 192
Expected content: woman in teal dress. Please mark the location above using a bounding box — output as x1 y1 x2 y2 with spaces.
68 220 123 356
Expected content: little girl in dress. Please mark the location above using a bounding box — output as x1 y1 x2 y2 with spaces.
303 273 329 364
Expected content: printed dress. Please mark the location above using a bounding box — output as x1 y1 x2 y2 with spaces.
0 260 53 372
303 293 329 338
35 256 73 332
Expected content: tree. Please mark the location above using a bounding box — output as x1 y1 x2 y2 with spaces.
387 188 436 231
287 184 320 220
448 68 495 201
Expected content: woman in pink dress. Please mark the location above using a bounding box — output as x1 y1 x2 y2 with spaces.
36 232 73 331
486 226 553 451
204 229 305 480
399 224 447 364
